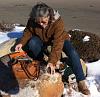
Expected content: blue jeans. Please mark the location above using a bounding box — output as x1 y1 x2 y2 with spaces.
63 40 85 81
28 36 85 81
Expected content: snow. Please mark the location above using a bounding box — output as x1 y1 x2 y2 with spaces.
86 60 100 76
0 25 24 44
83 35 90 42
10 86 39 97
0 25 100 97
86 77 100 97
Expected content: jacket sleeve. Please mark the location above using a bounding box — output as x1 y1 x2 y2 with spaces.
48 18 70 65
19 19 33 46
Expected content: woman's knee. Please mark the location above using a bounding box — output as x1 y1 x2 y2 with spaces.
63 40 80 59
63 40 75 52
28 36 43 48
28 36 43 52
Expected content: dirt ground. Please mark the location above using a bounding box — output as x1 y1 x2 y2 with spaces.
0 0 100 36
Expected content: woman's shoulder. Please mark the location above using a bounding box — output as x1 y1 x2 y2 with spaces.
52 17 64 28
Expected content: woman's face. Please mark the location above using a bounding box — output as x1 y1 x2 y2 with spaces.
36 16 50 28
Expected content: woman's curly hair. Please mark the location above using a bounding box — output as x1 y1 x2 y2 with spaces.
29 2 54 22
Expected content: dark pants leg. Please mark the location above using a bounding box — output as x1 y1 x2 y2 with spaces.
27 36 43 59
63 40 85 82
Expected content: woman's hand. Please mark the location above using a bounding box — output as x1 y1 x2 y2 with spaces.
46 63 55 74
15 44 23 52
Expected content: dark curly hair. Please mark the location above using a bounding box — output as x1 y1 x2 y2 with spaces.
68 30 100 62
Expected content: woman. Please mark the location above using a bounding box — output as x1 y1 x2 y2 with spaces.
15 2 90 95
